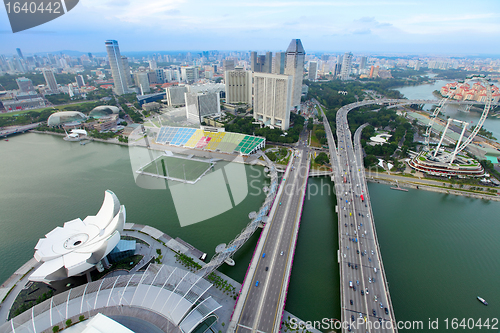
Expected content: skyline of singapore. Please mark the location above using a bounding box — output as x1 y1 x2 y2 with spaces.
1 0 500 56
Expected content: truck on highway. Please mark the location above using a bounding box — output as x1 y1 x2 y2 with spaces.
360 194 364 202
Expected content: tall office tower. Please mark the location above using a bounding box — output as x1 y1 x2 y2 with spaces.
16 77 35 93
149 60 157 70
105 40 130 95
273 52 286 74
225 67 252 105
181 66 198 83
340 52 353 80
253 72 293 130
264 52 272 73
16 48 24 60
360 56 367 71
134 72 150 94
308 61 318 81
147 71 158 84
121 56 133 87
223 59 235 71
284 38 305 109
155 69 165 83
250 52 257 72
166 86 188 106
75 75 85 88
43 69 58 92
185 90 221 122
88 52 93 59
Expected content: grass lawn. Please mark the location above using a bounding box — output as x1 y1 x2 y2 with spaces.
0 107 56 118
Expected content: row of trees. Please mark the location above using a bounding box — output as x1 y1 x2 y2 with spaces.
225 112 305 143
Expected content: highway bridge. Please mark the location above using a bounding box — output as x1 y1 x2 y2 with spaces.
321 98 400 332
228 128 310 333
0 123 41 138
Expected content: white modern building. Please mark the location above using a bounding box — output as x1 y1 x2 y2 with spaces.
30 190 126 283
253 72 293 130
181 66 198 83
225 67 252 105
284 39 305 110
166 85 188 106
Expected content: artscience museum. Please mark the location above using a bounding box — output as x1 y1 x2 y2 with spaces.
30 190 126 283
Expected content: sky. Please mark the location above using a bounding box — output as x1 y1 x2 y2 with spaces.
1 0 500 56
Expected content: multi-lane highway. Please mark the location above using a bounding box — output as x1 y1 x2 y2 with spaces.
322 100 397 333
232 129 310 333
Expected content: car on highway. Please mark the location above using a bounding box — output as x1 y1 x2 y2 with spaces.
367 213 370 217
369 277 372 283
262 253 266 258
373 309 376 316
380 303 383 308
280 251 283 255
265 267 268 271
385 307 389 315
361 290 364 296
365 288 369 294
351 315 354 322
355 264 358 269
353 286 356 291
356 280 359 285
350 299 353 305
255 281 259 287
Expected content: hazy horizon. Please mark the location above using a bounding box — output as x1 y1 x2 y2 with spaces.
1 0 500 56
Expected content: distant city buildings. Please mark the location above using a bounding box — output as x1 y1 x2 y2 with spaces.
441 82 500 103
273 52 286 74
253 72 293 130
75 75 85 88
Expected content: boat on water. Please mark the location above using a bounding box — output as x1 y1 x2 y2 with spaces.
477 296 488 305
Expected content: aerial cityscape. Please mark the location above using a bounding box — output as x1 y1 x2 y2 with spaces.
1 1 500 333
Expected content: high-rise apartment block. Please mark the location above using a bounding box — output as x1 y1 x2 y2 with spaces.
360 56 367 71
121 56 133 87
340 52 353 80
284 39 305 109
181 67 198 83
225 67 252 105
75 75 85 88
166 86 188 106
16 77 35 93
134 72 150 94
185 91 221 122
43 69 58 92
105 40 131 95
308 61 318 81
253 73 293 130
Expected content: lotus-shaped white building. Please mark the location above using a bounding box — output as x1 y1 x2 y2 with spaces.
30 190 126 283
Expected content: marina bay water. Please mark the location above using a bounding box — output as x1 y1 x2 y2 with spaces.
2 129 500 331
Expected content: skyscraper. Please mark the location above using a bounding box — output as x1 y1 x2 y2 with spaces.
134 72 150 94
253 72 293 130
340 52 353 80
360 56 367 71
225 67 252 105
16 48 24 60
121 56 133 87
250 52 257 72
284 39 305 109
264 52 272 73
43 69 58 92
75 75 85 88
223 59 235 72
273 52 286 74
308 61 318 81
105 40 130 95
